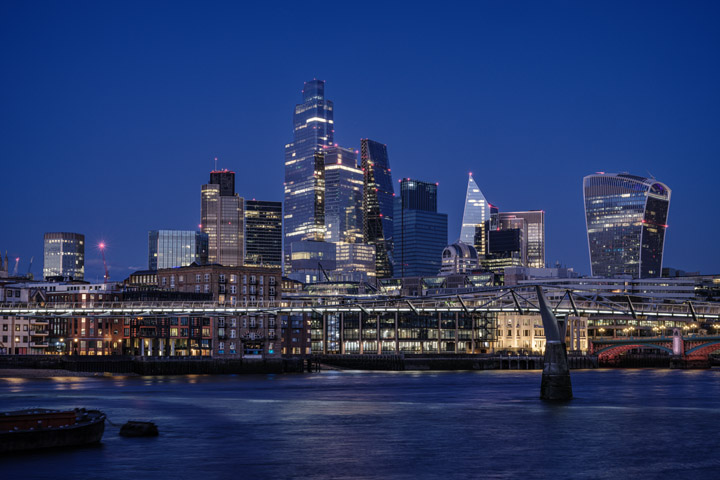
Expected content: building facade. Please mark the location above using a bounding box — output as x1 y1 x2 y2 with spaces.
148 230 208 270
583 173 671 278
394 179 448 278
244 200 282 268
498 211 545 268
201 170 244 266
439 242 480 275
322 145 363 244
284 80 334 271
158 264 282 358
361 139 395 278
460 174 491 253
43 232 85 280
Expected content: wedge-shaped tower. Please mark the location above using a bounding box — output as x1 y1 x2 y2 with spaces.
459 174 491 253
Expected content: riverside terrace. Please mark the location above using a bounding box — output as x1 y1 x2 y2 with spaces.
1 286 719 356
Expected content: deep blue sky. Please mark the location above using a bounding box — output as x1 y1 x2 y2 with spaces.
2 1 719 281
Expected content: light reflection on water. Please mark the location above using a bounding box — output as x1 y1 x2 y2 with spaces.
1 369 720 479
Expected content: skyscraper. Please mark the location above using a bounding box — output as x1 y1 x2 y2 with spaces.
499 211 545 268
284 80 334 271
43 232 84 280
583 172 671 278
244 200 283 268
201 169 244 266
460 173 491 253
322 145 363 244
148 230 208 270
394 179 448 277
361 139 395 278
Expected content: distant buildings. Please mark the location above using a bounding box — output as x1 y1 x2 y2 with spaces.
439 242 480 275
283 80 334 270
394 178 448 277
499 211 545 268
244 200 283 268
460 173 491 254
361 138 395 278
148 230 208 270
583 173 671 278
201 170 244 266
43 232 84 280
322 145 363 244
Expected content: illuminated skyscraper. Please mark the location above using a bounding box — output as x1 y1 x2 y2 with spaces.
43 232 84 280
361 139 395 278
498 211 545 268
244 200 283 268
201 170 244 266
583 173 671 278
322 145 363 244
148 230 208 270
460 174 491 253
284 80 334 272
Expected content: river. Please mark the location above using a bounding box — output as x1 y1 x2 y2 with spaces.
2 369 719 479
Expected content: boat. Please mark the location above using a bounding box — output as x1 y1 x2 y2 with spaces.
0 408 105 453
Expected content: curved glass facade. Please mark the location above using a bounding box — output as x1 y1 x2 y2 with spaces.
583 173 671 278
361 139 395 278
460 174 491 252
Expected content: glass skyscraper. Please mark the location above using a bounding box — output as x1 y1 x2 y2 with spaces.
244 200 283 268
43 232 84 280
361 139 395 278
201 169 244 266
583 172 671 278
394 179 448 277
322 145 363 244
148 230 208 270
498 211 545 268
284 80 334 271
460 174 491 253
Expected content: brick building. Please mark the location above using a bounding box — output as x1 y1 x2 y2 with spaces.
157 264 282 358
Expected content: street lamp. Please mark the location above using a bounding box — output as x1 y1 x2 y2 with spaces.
598 327 606 338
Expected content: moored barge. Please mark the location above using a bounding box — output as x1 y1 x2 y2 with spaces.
0 408 105 453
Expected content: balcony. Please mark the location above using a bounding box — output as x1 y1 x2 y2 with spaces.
31 319 49 326
30 330 49 336
29 342 49 348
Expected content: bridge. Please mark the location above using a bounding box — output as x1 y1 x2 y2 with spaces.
591 330 720 363
1 285 719 320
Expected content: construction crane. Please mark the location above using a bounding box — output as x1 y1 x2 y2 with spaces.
99 243 109 283
26 256 34 279
12 257 19 276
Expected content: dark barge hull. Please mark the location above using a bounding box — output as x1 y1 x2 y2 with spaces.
0 410 105 454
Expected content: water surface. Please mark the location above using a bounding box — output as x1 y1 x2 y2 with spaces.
2 369 719 479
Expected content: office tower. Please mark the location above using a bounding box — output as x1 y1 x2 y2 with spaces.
148 230 208 270
244 200 283 268
439 241 480 275
289 241 337 284
399 177 437 211
322 145 363 244
583 172 671 278
460 173 491 253
284 80 334 271
201 169 244 266
394 179 448 277
361 139 395 278
43 232 85 280
334 242 376 282
498 211 545 268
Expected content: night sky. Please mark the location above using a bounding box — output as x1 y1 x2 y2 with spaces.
2 1 719 281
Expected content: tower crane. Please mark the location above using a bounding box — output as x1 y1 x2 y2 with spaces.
99 243 109 283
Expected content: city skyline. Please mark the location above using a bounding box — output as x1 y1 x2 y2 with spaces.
2 2 719 280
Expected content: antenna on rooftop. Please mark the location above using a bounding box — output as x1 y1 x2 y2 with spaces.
214 157 218 171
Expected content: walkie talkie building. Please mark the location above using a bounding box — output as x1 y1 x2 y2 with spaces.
583 173 671 278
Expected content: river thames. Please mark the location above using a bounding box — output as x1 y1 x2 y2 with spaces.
2 369 719 479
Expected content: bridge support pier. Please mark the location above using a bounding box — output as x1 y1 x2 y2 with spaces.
536 286 573 401
541 341 573 400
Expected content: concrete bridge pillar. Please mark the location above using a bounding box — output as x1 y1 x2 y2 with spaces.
672 328 684 356
536 286 572 401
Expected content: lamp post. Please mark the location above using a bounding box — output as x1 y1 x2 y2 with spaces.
598 327 606 338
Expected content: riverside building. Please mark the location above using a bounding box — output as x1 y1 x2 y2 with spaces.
148 230 208 270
